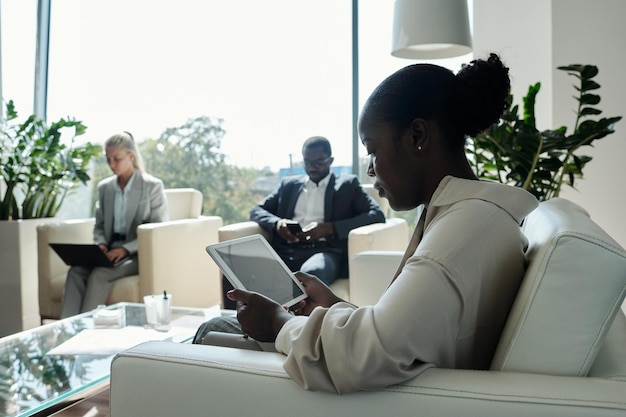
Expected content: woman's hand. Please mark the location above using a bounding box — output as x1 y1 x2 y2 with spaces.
227 289 293 342
291 272 344 316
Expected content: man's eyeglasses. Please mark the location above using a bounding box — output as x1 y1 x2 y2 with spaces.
303 157 332 168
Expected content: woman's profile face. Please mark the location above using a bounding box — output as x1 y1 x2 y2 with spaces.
359 115 421 211
105 145 134 177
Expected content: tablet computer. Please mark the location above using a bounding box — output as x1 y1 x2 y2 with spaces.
206 234 308 309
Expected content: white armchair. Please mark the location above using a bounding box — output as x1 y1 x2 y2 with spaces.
37 188 223 320
111 198 626 416
217 184 409 302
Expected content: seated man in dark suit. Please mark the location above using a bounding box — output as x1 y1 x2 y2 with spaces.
250 136 385 286
197 136 385 340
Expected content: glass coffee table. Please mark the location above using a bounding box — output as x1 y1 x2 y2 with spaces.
0 302 225 417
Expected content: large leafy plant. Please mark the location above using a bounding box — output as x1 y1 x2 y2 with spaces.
0 100 100 220
467 65 622 201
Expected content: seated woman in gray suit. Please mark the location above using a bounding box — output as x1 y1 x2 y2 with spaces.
60 132 168 318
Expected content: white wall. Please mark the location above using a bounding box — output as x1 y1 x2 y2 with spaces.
473 0 553 128
474 0 626 249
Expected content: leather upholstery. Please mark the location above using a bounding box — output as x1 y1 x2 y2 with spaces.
110 197 626 416
492 198 626 376
111 338 626 417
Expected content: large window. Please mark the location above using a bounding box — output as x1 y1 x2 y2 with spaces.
2 0 472 221
46 1 353 170
1 0 37 117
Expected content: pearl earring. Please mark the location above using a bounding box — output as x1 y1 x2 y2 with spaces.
417 146 422 151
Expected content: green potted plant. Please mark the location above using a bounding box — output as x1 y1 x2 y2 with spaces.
0 100 100 220
467 64 622 201
0 100 100 335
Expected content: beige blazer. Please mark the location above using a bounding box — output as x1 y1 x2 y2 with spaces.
276 176 538 393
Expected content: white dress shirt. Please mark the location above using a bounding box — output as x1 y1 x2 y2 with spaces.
293 173 330 227
113 171 136 235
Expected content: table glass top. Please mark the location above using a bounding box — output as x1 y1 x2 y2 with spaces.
0 302 220 417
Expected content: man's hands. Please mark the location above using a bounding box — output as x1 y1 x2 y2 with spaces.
275 219 299 242
275 220 335 243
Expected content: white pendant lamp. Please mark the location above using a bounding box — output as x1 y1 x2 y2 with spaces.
391 0 472 59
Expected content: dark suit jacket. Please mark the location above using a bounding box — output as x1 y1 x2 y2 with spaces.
249 173 385 273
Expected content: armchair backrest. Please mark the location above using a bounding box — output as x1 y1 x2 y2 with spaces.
164 188 203 220
491 198 626 377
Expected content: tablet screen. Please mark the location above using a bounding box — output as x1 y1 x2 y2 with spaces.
206 235 307 308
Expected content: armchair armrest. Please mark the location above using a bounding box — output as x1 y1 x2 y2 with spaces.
138 216 223 308
345 218 408 304
349 250 404 306
110 341 626 417
37 218 95 319
219 221 268 242
348 217 409 258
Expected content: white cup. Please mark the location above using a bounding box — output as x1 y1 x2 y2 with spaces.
154 295 172 331
143 295 158 327
144 294 172 331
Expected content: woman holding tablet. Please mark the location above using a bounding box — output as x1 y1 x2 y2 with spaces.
226 54 538 393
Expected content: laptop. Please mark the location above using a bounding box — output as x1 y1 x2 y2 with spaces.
205 234 308 309
49 243 131 268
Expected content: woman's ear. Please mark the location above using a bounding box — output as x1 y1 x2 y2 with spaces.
410 118 429 153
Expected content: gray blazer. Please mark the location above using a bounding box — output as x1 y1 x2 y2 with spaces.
93 172 168 255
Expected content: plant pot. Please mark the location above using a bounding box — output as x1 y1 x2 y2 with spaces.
0 218 57 337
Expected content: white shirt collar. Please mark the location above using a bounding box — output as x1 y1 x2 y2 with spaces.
114 170 137 193
305 172 331 189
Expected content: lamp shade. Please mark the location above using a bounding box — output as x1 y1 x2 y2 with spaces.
392 0 472 59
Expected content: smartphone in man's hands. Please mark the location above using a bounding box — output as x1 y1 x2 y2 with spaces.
284 220 302 234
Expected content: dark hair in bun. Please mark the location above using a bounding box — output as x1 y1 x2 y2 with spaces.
454 53 510 138
360 53 510 151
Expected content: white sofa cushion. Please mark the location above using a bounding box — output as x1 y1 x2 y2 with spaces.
111 341 626 417
588 310 626 380
491 198 626 376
